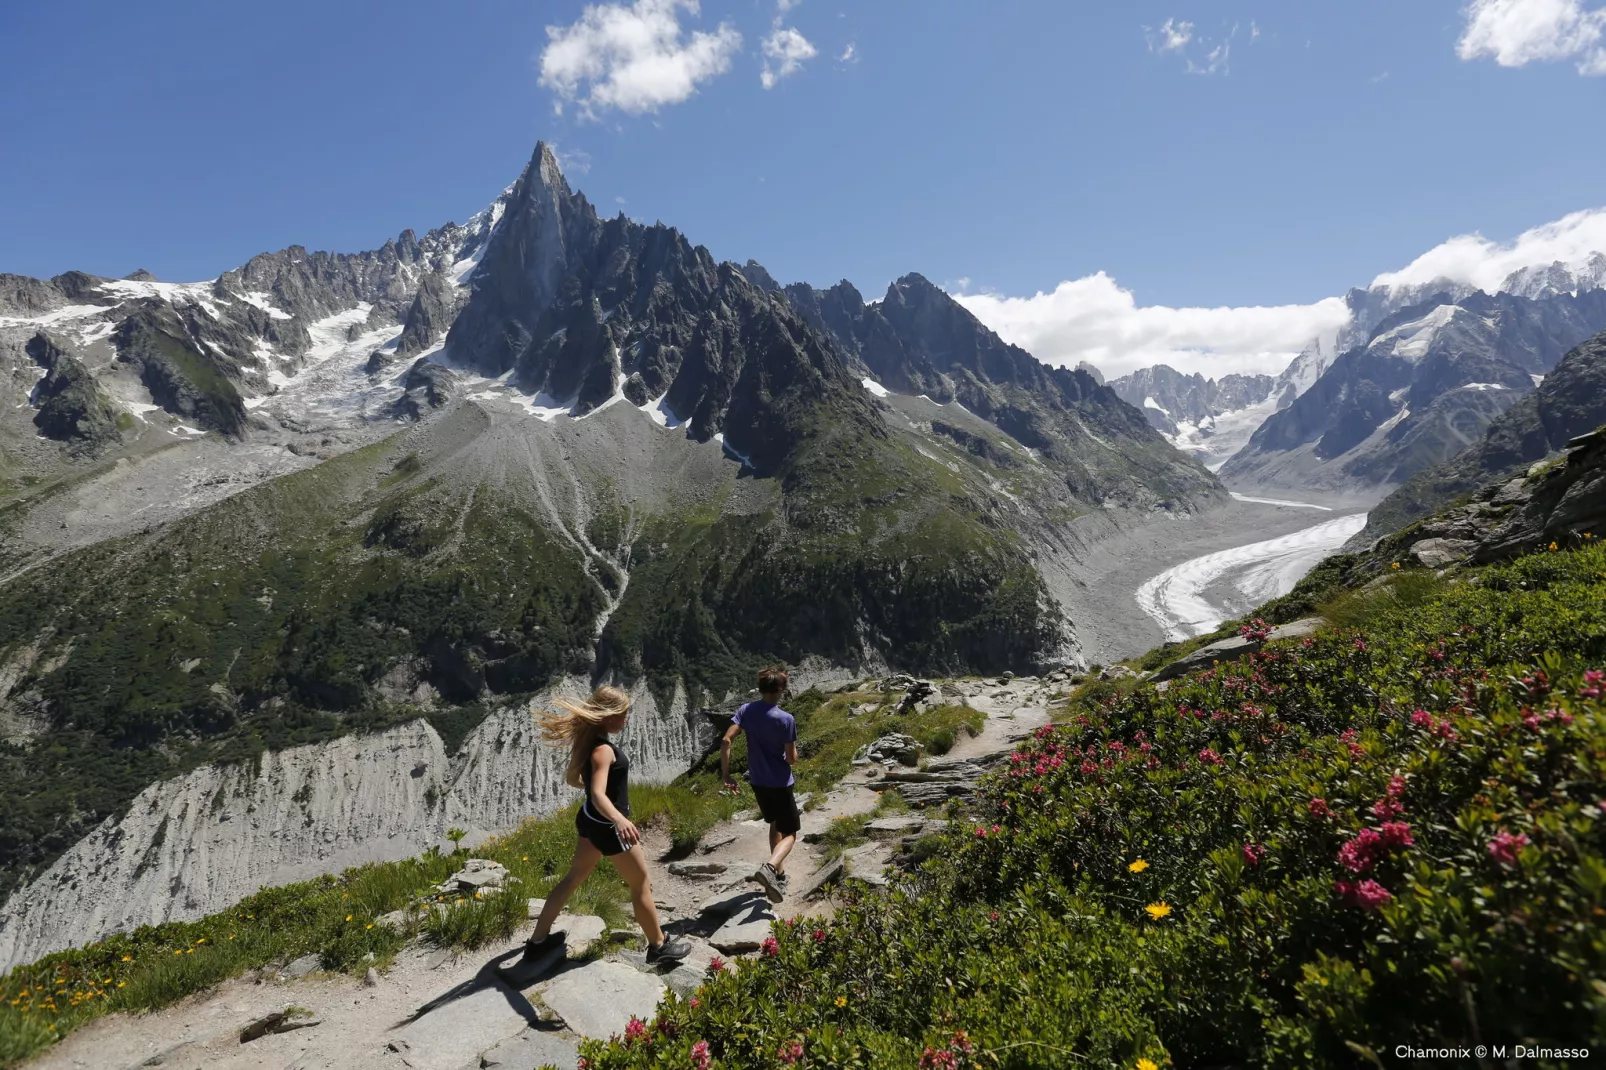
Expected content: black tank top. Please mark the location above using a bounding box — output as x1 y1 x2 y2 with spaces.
583 740 630 819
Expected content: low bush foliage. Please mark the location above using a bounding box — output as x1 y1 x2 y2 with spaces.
582 544 1606 1068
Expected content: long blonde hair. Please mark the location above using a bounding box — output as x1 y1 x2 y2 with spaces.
537 686 632 790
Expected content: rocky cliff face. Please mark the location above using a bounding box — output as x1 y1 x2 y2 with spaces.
0 679 695 969
1359 328 1606 541
1106 364 1278 468
1220 288 1606 494
783 275 1222 507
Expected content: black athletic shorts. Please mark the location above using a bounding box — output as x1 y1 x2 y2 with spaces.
751 783 801 836
575 803 628 856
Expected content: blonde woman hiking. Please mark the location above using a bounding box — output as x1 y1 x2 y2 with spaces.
518 686 691 967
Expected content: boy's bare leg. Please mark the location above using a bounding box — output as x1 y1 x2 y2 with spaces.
768 825 796 874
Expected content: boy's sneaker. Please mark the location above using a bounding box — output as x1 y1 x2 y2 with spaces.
645 935 692 965
752 862 785 903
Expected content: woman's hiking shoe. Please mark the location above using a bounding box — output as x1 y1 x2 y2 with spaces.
521 930 565 960
752 862 786 903
645 936 692 965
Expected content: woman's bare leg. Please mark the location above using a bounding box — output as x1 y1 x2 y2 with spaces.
532 839 603 941
608 845 665 945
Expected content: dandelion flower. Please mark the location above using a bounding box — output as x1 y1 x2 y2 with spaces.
121 955 132 962
835 995 848 1007
1549 541 1559 551
1136 1060 1159 1070
1145 902 1172 920
346 914 353 922
1128 860 1149 873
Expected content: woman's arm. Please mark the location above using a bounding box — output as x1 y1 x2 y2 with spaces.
587 743 641 845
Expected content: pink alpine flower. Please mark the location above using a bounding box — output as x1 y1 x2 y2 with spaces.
1487 830 1529 867
1198 748 1223 766
778 1040 805 1064
1242 843 1263 866
761 936 779 958
624 1016 648 1042
1386 775 1406 798
1378 822 1414 849
709 956 726 972
1340 879 1392 911
691 1040 712 1070
1338 830 1379 873
813 928 826 944
1308 798 1330 817
1371 797 1403 819
919 1048 958 1070
1580 669 1605 699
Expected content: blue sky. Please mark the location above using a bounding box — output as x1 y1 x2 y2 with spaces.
2 1 1604 376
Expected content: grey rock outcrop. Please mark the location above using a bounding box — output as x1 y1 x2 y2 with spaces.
1149 617 1323 683
26 332 122 453
392 357 458 419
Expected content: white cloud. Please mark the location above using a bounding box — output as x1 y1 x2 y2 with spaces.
1370 206 1606 291
539 0 742 119
777 0 802 10
1149 18 1194 52
951 206 1606 381
840 42 857 63
761 25 817 87
954 275 1352 381
1457 0 1606 75
1145 17 1240 75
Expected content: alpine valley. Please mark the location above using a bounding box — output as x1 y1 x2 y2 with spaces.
4 136 1606 975
0 143 1222 966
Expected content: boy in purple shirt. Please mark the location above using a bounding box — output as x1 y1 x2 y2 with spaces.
722 667 800 902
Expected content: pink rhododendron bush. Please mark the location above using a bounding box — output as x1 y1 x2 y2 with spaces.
584 545 1606 1068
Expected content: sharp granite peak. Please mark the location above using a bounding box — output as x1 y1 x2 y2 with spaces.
0 138 1228 964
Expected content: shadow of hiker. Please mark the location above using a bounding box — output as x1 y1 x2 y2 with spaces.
391 943 570 1032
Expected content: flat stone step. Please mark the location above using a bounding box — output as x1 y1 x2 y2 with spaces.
535 959 667 1040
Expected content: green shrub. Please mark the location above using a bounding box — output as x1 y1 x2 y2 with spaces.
579 543 1606 1069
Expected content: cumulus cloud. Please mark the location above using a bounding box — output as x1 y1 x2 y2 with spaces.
951 206 1606 381
954 275 1352 381
539 0 742 119
761 24 818 87
1457 0 1606 74
1370 206 1606 291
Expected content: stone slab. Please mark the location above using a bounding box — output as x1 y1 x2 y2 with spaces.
471 1027 580 1069
391 976 540 1070
696 885 768 920
864 817 924 839
536 960 667 1040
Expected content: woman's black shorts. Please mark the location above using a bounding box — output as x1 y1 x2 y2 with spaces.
575 804 628 856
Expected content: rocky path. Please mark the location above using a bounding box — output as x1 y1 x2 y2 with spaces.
24 677 1056 1070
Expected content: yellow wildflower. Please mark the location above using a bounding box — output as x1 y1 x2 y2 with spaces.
835 995 848 1007
121 955 132 962
1128 860 1149 873
1549 541 1559 551
1137 1060 1159 1070
1391 561 1400 569
118 982 127 989
366 924 374 930
195 937 205 944
346 915 353 922
1145 902 1172 920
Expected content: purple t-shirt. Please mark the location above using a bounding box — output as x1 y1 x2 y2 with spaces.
734 701 796 788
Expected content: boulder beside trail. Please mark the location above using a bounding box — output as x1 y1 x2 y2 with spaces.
1149 618 1322 684
853 733 920 767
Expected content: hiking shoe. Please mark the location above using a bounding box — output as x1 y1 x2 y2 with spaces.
752 862 785 903
645 935 693 965
521 930 565 960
